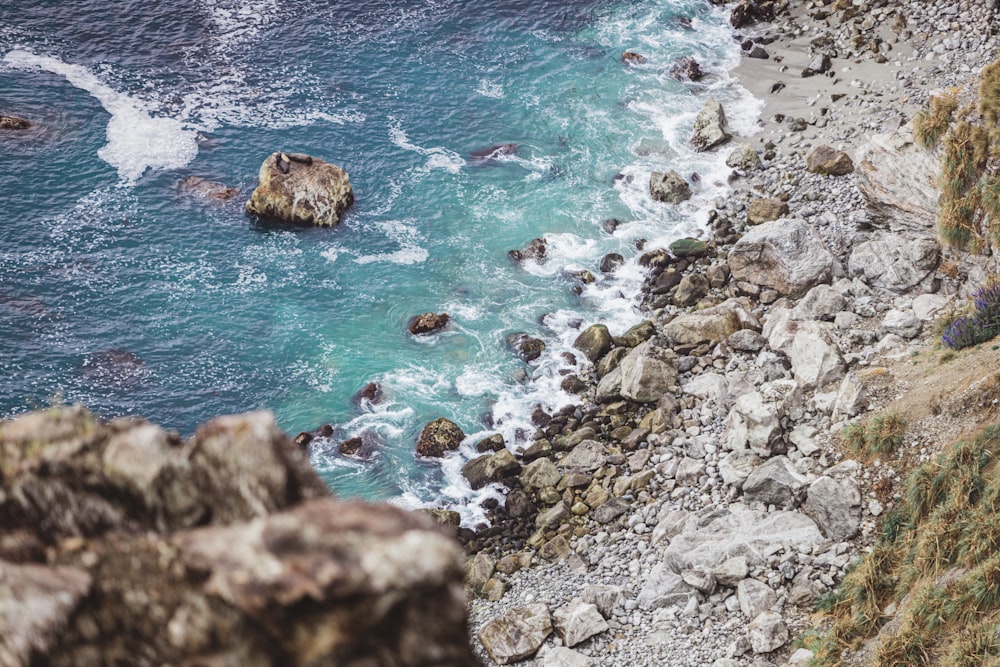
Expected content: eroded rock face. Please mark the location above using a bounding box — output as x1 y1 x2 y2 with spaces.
0 406 478 667
245 152 354 226
856 124 940 234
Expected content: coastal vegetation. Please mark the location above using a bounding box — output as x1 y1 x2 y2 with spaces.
840 411 906 459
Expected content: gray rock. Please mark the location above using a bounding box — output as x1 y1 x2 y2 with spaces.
789 324 845 389
582 585 623 618
616 338 679 403
543 647 594 667
713 556 750 587
726 144 761 172
552 601 609 647
882 309 922 339
651 508 689 545
662 297 759 348
742 456 809 508
728 219 836 297
738 578 777 620
558 440 608 472
521 458 562 489
674 272 710 306
682 568 717 594
722 380 799 456
691 97 732 151
650 170 692 204
728 329 767 352
593 498 629 524
747 611 789 653
478 602 553 664
663 505 824 572
848 232 939 293
536 502 571 529
832 372 867 422
912 294 949 320
747 198 789 225
676 457 707 485
461 449 521 490
792 284 847 322
803 475 862 541
719 450 762 488
638 563 697 610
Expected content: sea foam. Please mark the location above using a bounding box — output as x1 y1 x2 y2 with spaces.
2 50 199 182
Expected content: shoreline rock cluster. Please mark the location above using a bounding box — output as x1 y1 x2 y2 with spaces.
463 1 1000 666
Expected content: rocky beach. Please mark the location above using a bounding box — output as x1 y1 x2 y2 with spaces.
3 0 1000 665
463 1 1000 666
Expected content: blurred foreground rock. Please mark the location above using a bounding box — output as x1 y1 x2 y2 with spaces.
0 405 477 667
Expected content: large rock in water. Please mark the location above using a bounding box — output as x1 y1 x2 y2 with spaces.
0 406 477 667
416 418 466 457
649 170 692 204
727 219 836 297
0 114 32 130
691 97 731 152
245 152 354 226
855 124 940 235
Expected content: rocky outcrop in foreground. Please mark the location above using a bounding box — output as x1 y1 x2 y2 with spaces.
0 406 477 667
245 152 354 226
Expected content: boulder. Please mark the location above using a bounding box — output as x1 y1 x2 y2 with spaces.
855 124 940 234
618 320 656 347
748 611 789 653
245 152 353 226
747 198 789 225
912 294 950 320
552 601 609 647
416 418 465 457
670 56 704 81
792 284 846 322
730 0 778 28
882 309 922 339
461 449 521 490
726 144 761 172
722 380 799 456
806 145 854 175
674 273 710 306
478 602 552 665
582 585 623 618
558 440 608 472
691 97 732 152
617 338 678 403
0 114 31 130
599 252 625 273
622 51 647 64
520 457 562 489
742 456 810 508
789 323 846 389
738 578 778 620
714 556 750 587
661 298 758 349
848 232 939 293
573 324 614 362
638 563 697 610
719 449 762 488
803 475 862 541
663 505 824 573
650 170 692 204
409 312 450 335
728 219 836 297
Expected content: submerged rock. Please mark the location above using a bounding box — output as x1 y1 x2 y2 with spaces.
0 114 31 130
621 51 647 64
245 152 354 226
471 143 518 161
670 56 704 81
509 237 548 263
177 175 238 201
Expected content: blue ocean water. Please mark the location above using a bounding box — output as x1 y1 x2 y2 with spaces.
0 0 760 522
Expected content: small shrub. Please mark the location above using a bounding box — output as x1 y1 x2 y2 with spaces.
914 91 958 149
842 411 906 458
942 283 1000 350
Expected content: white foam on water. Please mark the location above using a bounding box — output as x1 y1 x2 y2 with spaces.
475 78 505 99
3 50 199 182
352 247 429 266
388 120 467 174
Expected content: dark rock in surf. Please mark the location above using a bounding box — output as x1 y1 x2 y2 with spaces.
409 312 450 335
621 51 647 64
353 382 384 405
471 143 518 162
670 56 704 81
178 175 238 201
507 332 546 362
416 418 466 458
508 238 548 263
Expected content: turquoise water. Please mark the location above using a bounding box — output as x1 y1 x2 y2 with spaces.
0 0 759 522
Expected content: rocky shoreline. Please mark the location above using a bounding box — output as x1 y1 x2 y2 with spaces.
462 1 1000 666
